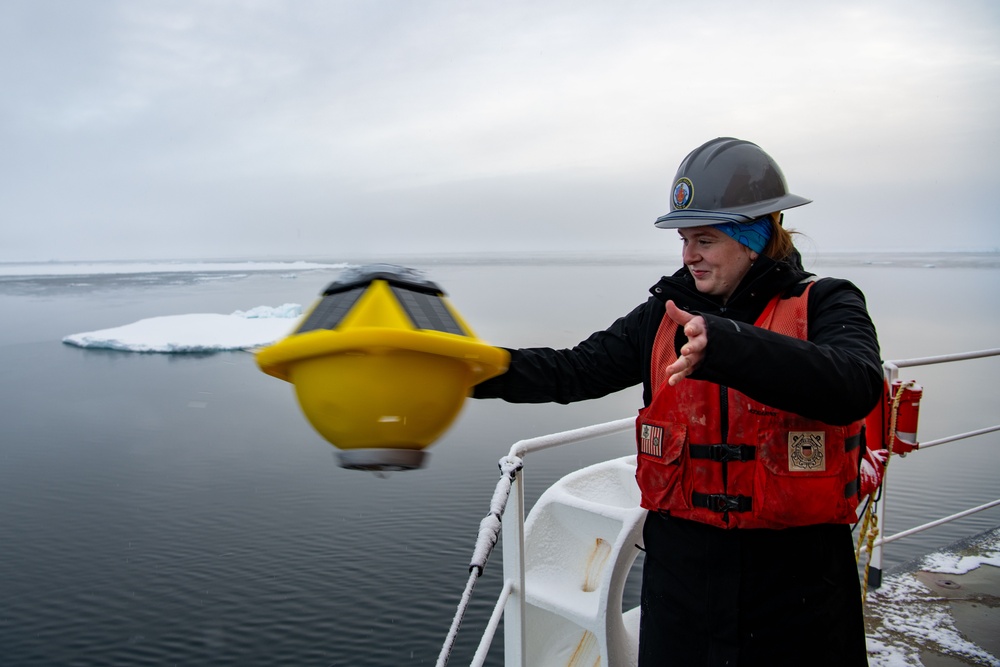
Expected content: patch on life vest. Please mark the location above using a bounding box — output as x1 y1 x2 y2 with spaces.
788 431 826 471
640 423 664 457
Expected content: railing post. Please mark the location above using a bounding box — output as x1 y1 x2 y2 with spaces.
502 467 527 667
868 363 899 589
868 485 886 589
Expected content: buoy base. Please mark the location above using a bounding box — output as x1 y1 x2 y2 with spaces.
336 448 429 472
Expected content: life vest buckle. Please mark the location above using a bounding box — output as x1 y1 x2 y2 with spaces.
716 444 755 462
692 492 753 513
689 443 756 463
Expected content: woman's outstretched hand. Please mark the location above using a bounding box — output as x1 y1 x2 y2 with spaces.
663 300 708 386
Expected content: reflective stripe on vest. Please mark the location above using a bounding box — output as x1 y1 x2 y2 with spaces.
635 282 865 529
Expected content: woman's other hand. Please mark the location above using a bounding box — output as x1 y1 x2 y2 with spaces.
663 300 708 386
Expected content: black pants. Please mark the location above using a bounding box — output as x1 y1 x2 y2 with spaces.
638 513 869 666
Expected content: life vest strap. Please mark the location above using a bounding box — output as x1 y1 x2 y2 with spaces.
692 492 753 513
845 432 862 452
844 476 860 499
689 443 756 462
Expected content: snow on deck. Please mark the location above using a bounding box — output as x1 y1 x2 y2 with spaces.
866 527 1000 666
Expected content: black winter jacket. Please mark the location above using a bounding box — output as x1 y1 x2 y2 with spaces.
473 254 883 426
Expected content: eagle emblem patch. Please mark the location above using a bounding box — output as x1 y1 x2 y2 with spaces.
788 431 826 471
640 423 664 458
673 178 694 209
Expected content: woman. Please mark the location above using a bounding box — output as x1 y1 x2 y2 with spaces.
473 137 883 666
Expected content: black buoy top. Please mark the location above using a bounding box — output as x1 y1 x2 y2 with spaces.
323 264 444 297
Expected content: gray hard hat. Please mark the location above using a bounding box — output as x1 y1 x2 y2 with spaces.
654 137 811 229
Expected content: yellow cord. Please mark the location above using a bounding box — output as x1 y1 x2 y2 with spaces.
860 514 879 599
857 380 917 603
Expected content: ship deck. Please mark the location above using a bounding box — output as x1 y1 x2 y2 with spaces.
864 528 1000 666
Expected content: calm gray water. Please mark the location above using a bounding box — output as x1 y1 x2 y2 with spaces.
1 254 998 666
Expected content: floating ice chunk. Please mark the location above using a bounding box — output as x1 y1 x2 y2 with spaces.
62 305 303 353
232 303 302 319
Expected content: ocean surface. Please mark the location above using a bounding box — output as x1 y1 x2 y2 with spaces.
1 252 998 666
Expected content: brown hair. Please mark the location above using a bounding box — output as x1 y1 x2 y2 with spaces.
761 212 797 261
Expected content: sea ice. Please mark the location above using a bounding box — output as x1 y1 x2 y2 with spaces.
62 304 303 353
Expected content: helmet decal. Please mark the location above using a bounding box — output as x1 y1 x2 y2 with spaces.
672 177 694 209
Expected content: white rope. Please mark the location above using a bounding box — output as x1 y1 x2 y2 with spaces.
435 455 523 667
435 570 480 667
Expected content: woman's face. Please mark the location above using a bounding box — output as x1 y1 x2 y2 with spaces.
679 226 758 302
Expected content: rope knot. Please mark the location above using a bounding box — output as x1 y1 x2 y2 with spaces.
499 455 523 479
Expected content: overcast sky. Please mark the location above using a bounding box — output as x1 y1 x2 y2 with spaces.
2 0 999 262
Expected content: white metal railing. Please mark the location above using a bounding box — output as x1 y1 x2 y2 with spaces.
868 499 1000 549
862 347 1000 589
435 419 634 667
439 348 1000 666
499 418 635 667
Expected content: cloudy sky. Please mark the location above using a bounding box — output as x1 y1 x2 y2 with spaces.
2 0 999 262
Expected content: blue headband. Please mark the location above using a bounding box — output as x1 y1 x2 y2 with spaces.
713 217 772 254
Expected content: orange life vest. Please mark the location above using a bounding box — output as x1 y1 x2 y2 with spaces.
635 282 865 529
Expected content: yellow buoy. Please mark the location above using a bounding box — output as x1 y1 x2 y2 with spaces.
256 265 509 471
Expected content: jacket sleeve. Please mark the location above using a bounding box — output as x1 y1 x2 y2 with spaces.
692 278 883 425
471 302 649 404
